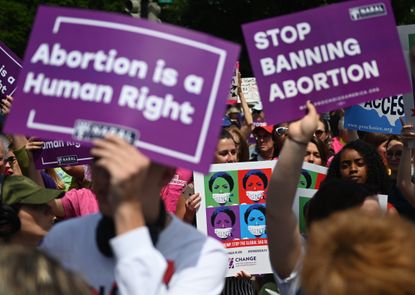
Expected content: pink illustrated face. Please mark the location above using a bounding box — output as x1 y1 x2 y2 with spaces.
246 175 265 191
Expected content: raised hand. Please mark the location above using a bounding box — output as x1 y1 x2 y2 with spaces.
287 100 319 144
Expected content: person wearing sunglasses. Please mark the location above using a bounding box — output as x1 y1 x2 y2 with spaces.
314 118 330 142
250 125 278 161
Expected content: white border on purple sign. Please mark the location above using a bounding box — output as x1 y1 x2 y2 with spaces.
26 16 228 164
0 45 22 96
41 156 93 166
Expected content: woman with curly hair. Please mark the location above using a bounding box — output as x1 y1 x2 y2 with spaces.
325 139 391 195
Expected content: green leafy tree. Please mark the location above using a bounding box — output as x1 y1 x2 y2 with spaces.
162 0 415 75
0 0 123 57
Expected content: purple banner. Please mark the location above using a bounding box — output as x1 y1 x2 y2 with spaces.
242 0 411 124
0 40 22 97
4 6 240 173
32 139 92 169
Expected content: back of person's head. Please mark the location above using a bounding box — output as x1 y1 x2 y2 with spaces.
326 139 390 194
302 209 415 295
360 132 390 148
0 244 90 295
226 125 249 162
305 179 371 227
219 128 235 142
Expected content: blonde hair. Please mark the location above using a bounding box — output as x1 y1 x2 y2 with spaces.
302 209 415 295
45 168 65 190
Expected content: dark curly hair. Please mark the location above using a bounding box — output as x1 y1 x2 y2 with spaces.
325 139 390 194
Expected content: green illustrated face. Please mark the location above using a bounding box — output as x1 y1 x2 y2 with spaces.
204 171 239 208
298 174 308 189
212 177 231 194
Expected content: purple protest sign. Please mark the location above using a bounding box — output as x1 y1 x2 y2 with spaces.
242 0 411 124
0 41 22 97
32 139 92 169
4 6 240 173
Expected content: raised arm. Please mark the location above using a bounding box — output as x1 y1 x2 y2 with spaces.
237 72 254 139
267 101 319 278
397 124 415 206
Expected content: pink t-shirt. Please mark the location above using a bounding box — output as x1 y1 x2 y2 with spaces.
61 188 99 219
160 168 193 213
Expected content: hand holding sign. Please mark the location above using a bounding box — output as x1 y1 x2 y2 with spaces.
91 134 151 205
1 95 13 116
91 134 175 223
25 137 44 151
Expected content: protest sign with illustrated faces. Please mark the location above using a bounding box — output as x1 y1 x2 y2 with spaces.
195 160 326 276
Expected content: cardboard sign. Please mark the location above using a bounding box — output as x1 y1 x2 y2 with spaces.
0 41 22 97
227 66 239 105
242 0 411 124
241 77 261 104
4 6 240 173
32 139 92 169
345 95 404 134
194 160 328 276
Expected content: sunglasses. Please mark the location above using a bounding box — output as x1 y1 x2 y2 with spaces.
1 156 16 165
314 130 325 137
386 150 402 157
275 127 288 136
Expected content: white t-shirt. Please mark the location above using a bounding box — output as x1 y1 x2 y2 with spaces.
41 214 227 295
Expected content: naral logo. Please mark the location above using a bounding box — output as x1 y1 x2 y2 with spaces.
73 120 137 144
57 155 78 165
349 3 386 21
228 258 235 269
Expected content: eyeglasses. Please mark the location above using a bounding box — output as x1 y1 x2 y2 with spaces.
255 134 272 141
6 156 16 165
275 127 288 136
386 150 402 158
0 156 16 165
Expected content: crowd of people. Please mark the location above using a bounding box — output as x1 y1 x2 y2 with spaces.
0 57 415 294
